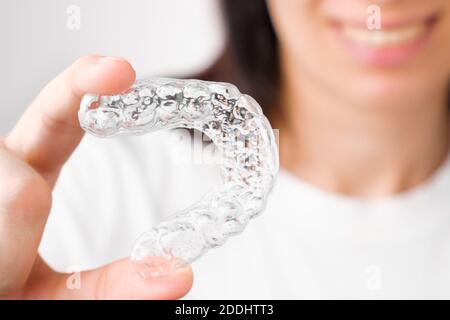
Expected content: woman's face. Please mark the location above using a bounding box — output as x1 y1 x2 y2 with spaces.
267 0 450 107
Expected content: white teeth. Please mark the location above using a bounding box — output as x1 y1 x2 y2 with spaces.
342 23 427 47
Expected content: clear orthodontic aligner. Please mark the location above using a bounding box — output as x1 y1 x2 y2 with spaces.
79 78 279 277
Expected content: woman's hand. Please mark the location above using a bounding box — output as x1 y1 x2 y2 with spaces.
0 55 193 299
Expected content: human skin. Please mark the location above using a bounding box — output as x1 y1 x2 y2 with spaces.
1 0 449 299
0 56 193 299
267 0 450 196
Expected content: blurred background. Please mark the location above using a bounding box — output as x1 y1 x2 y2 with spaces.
0 0 225 134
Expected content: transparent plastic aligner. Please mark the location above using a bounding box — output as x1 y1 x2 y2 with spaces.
79 78 279 278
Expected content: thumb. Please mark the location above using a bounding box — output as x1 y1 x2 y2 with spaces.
72 258 194 300
26 258 194 300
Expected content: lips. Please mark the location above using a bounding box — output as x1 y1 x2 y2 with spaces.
332 14 439 66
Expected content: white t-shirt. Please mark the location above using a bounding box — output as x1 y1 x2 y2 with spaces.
39 131 450 299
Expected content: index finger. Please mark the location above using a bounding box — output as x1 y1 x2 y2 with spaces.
5 55 136 185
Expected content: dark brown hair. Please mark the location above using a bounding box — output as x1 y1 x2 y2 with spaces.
200 0 279 117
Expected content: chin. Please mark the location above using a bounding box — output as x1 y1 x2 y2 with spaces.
332 67 444 109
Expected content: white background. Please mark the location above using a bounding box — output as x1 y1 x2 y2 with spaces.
0 0 225 133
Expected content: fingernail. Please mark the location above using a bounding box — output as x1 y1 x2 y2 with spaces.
97 56 127 64
131 256 189 279
174 264 192 277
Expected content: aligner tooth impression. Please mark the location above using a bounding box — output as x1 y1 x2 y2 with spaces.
79 78 279 278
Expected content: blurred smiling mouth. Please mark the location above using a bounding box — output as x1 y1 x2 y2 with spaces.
343 22 427 47
332 13 440 66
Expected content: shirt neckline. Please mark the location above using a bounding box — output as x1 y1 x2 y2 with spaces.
277 151 450 212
